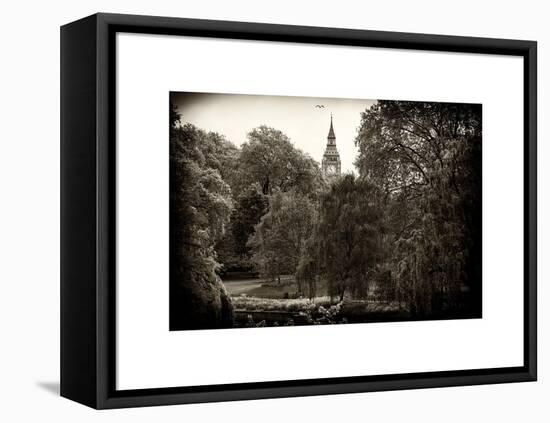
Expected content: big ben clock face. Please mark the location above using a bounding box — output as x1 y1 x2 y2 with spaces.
326 164 337 174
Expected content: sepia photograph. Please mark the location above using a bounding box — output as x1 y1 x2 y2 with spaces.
169 92 482 331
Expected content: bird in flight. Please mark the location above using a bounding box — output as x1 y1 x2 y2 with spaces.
315 104 325 108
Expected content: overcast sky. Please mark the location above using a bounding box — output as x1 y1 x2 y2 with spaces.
171 92 376 174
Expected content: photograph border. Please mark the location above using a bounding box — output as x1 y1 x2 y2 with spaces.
60 12 537 409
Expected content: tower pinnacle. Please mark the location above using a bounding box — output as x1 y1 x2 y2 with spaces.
327 113 336 141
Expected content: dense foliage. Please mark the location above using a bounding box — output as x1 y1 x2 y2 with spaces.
248 190 317 286
354 101 482 316
169 106 235 329
316 175 385 301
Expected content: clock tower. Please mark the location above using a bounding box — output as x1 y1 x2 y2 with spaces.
321 114 341 179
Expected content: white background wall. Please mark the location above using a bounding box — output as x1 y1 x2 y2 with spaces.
0 0 547 421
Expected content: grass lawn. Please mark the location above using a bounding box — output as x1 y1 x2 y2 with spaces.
222 275 328 299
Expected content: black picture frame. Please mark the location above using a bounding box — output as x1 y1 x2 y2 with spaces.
60 12 537 409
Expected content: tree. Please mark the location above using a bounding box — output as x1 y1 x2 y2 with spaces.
316 174 385 301
195 130 240 192
248 190 317 287
231 184 269 257
237 126 324 197
355 100 482 316
215 183 269 274
296 231 321 299
169 105 235 330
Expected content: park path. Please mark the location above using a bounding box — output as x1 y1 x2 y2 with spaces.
222 279 263 296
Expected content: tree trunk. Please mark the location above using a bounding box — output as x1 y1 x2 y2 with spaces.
339 287 346 302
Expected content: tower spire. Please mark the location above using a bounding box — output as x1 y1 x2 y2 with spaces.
327 113 336 140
